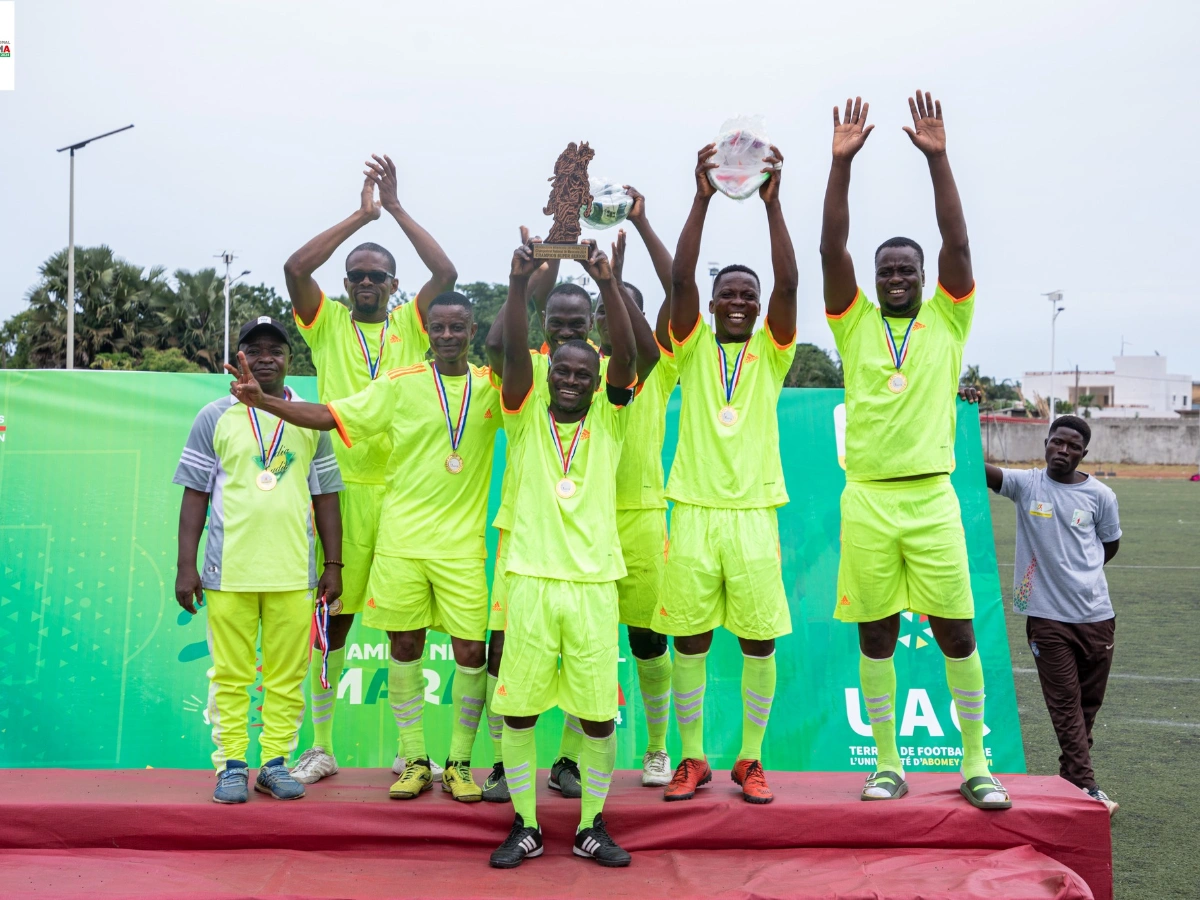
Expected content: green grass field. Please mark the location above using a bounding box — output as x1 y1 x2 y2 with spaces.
988 477 1200 899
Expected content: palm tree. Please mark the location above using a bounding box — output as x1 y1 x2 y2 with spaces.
22 246 166 369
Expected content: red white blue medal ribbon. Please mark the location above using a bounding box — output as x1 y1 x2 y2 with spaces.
353 318 389 380
547 409 585 478
246 387 291 470
882 313 917 373
716 340 748 404
312 593 332 690
432 363 471 454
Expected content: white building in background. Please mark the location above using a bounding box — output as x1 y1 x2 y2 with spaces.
1023 355 1193 418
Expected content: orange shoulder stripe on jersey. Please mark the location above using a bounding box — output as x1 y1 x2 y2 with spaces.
502 386 533 415
763 318 796 351
825 289 862 320
939 281 977 304
294 292 325 330
670 313 703 346
327 403 352 448
386 363 427 380
655 335 675 358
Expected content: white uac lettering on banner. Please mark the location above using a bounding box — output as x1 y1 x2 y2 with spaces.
900 689 944 736
844 689 873 736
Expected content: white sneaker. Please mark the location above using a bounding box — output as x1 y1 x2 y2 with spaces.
393 755 443 777
290 747 339 784
1085 785 1119 816
642 749 672 787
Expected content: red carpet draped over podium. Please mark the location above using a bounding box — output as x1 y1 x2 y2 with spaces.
0 768 1109 899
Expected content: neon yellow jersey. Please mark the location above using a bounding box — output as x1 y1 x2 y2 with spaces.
665 317 795 509
295 296 428 485
502 385 630 582
615 340 678 510
328 362 502 560
828 282 975 481
492 350 609 532
172 391 344 592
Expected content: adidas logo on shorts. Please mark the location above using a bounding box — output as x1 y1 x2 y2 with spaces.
389 334 401 343
493 601 502 611
659 606 668 617
368 598 377 608
840 595 850 605
497 684 508 696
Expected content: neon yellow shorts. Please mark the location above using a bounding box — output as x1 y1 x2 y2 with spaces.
615 508 668 629
492 574 619 722
660 503 792 641
488 529 509 632
834 476 974 623
323 481 384 615
364 554 488 640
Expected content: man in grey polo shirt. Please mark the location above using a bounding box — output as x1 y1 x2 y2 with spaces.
981 412 1122 815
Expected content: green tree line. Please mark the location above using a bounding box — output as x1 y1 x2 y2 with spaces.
2 245 845 388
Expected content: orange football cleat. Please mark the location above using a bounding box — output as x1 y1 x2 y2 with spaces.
731 759 774 804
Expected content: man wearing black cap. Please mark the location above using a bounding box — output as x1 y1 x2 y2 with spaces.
174 316 345 804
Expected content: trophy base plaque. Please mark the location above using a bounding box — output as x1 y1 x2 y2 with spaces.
533 243 589 261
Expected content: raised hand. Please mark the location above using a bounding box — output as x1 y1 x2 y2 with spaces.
694 144 719 199
358 173 382 221
510 238 541 280
959 385 982 404
610 229 627 283
903 90 946 158
624 185 646 222
759 145 784 204
579 239 613 283
224 351 265 408
365 154 401 213
832 97 874 161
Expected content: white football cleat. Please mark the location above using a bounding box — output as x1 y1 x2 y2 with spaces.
641 749 672 787
290 747 339 784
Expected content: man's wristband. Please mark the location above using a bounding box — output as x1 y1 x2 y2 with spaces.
323 560 345 568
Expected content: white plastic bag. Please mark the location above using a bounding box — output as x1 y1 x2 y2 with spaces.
708 115 771 201
580 178 633 230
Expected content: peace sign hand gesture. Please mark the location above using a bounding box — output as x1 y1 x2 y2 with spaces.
903 90 946 158
832 97 874 162
225 351 265 408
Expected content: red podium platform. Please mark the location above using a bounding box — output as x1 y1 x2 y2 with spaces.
0 768 1109 900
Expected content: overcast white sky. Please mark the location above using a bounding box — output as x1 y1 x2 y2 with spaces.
2 0 1197 381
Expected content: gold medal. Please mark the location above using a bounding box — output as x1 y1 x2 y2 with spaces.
445 451 464 474
328 598 343 615
256 470 277 491
718 405 739 427
887 373 908 394
556 478 577 499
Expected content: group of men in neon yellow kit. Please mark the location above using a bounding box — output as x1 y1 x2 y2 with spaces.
178 90 1011 870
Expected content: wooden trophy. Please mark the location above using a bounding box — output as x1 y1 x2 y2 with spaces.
532 141 595 260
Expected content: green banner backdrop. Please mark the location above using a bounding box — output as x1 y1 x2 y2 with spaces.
0 371 1023 773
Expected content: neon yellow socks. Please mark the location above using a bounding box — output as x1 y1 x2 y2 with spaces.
578 731 616 831
859 654 903 774
946 649 989 780
673 650 707 760
503 723 538 827
389 657 426 762
448 663 486 761
557 714 584 763
636 652 672 754
309 646 344 754
486 673 504 764
738 652 776 761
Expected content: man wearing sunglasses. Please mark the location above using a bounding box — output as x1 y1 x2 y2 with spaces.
284 154 458 784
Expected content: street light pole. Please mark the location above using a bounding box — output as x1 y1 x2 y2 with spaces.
707 262 720 329
1043 290 1064 420
56 124 134 369
216 251 250 368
